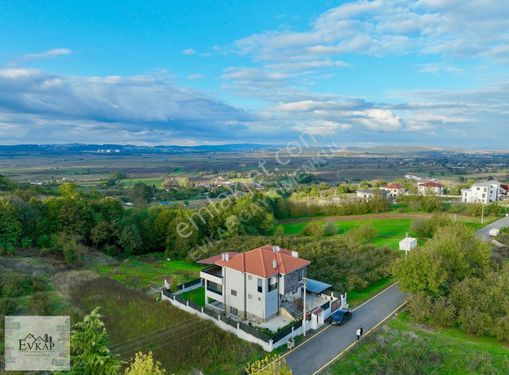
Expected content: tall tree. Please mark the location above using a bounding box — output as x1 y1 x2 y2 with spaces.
68 307 122 375
0 196 22 253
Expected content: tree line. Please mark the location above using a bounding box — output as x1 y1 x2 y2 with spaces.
0 179 275 261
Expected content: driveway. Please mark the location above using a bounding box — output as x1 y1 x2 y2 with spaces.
284 283 406 375
476 215 509 241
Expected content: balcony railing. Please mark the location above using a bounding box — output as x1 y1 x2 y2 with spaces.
206 282 222 295
201 266 223 278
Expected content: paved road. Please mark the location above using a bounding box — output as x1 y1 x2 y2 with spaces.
476 215 509 240
284 283 406 375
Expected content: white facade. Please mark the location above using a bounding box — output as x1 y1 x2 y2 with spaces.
200 262 305 322
417 182 444 196
461 181 503 204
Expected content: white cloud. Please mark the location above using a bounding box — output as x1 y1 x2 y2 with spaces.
181 48 197 56
0 68 256 144
186 73 205 80
234 0 509 61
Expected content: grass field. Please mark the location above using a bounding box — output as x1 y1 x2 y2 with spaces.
283 218 414 250
347 277 395 307
282 215 498 250
181 286 206 307
71 278 262 374
328 311 509 374
120 177 165 187
95 255 203 290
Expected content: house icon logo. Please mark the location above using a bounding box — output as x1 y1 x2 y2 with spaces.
19 333 55 352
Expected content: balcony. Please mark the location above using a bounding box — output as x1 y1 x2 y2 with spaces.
206 280 223 295
201 265 223 278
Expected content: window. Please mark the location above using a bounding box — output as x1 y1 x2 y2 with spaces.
257 278 263 293
231 289 237 296
268 276 278 292
230 307 238 316
248 294 252 299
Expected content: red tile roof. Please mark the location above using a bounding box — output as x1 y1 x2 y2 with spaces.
197 252 239 265
213 244 310 278
419 181 444 188
385 183 404 189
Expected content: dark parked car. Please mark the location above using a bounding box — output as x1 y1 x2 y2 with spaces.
329 309 352 326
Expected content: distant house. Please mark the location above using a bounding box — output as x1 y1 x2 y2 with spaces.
356 189 387 201
198 245 336 324
417 181 444 196
461 181 505 204
381 183 405 199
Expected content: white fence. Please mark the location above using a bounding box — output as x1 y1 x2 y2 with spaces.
161 291 311 352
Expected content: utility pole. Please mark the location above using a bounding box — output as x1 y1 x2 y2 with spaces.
481 203 485 225
302 277 307 337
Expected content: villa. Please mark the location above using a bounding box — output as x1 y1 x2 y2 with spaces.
197 245 338 329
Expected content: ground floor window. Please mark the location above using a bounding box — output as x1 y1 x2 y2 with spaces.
230 306 238 316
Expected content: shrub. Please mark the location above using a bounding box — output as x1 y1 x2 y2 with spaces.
28 292 54 315
323 221 337 236
301 221 324 238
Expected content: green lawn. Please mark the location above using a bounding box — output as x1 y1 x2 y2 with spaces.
283 218 414 250
95 255 203 290
282 216 499 250
347 277 395 308
328 311 509 374
181 286 205 307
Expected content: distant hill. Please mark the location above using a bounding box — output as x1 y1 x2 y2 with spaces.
0 143 280 156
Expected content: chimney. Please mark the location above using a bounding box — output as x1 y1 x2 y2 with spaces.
224 253 230 261
272 259 278 269
291 251 299 258
273 245 280 252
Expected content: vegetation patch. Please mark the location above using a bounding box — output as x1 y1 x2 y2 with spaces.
329 312 509 375
70 277 263 374
95 255 203 290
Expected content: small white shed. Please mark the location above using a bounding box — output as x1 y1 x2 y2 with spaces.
399 237 417 252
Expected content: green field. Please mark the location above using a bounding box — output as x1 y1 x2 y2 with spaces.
95 255 203 290
283 218 414 250
282 216 498 250
120 177 165 187
181 286 206 307
71 278 262 374
328 312 509 374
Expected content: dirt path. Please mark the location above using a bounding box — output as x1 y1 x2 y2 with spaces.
278 212 478 224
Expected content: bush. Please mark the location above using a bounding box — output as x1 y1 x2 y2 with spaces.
301 221 324 238
342 224 376 247
0 298 18 315
323 221 337 236
28 292 54 315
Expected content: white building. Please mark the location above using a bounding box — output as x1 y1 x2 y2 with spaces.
461 181 504 204
417 181 444 196
198 245 336 324
381 183 405 199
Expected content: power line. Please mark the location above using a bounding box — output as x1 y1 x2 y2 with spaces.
111 320 208 354
109 317 200 351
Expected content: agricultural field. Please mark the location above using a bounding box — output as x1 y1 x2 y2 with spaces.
71 278 263 374
94 254 203 291
282 214 498 250
328 311 509 375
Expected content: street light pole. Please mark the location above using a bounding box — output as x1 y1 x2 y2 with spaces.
302 277 307 337
481 203 485 225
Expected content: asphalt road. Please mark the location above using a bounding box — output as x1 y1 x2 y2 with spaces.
284 283 406 375
476 215 509 240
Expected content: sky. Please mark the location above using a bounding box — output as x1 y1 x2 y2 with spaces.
0 0 508 148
